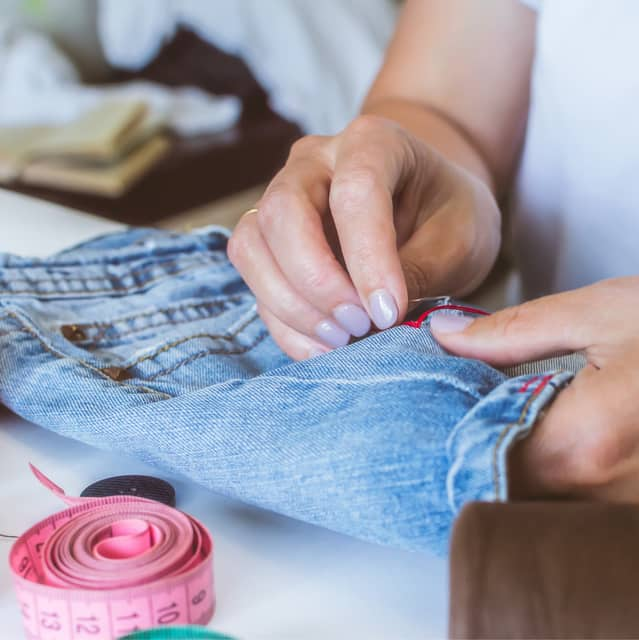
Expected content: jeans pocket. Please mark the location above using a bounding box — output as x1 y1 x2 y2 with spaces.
0 227 289 395
60 293 273 387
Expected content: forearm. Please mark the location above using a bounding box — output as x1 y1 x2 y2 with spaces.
360 0 536 201
362 96 496 195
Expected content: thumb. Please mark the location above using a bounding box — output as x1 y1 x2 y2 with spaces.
430 289 596 366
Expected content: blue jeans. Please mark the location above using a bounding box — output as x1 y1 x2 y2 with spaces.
0 227 574 554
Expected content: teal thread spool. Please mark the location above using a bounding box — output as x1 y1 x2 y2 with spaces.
120 627 237 640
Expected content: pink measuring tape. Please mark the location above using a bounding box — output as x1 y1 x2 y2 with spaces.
9 465 215 640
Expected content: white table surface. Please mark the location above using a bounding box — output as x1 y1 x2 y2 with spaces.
0 190 448 639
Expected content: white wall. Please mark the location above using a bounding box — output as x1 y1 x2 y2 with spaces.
0 0 110 79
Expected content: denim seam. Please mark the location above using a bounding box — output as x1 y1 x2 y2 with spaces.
225 304 258 336
143 330 269 381
1 255 221 284
0 258 224 296
73 296 248 330
18 230 229 267
259 372 484 399
491 377 560 497
116 310 261 371
0 312 171 399
70 296 251 344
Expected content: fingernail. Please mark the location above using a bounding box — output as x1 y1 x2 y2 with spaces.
368 289 398 330
333 303 371 337
314 319 351 348
308 345 329 359
430 314 474 334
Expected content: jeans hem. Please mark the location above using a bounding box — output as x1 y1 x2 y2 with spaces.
446 370 574 513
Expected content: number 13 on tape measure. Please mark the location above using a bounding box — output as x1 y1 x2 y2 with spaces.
10 466 215 640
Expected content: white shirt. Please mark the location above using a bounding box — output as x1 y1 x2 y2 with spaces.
512 0 639 298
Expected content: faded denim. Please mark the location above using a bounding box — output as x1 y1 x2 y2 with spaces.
0 227 573 554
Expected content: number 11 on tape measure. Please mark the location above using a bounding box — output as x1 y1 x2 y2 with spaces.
10 465 215 640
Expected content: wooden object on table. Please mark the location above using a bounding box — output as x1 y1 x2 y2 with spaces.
449 501 639 638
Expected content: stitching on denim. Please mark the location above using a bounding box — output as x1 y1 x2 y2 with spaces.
0 257 225 296
0 312 172 399
225 303 258 336
73 296 250 344
517 375 539 393
0 263 206 297
72 296 247 331
491 377 559 497
88 306 233 344
257 372 484 400
1 256 216 284
6 232 229 269
143 329 269 381
117 310 260 370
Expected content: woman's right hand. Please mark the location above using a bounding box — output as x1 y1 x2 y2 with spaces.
228 114 502 360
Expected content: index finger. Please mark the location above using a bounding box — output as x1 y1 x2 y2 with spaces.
328 116 430 329
257 141 372 338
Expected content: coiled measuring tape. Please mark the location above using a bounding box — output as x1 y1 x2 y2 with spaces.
9 465 215 640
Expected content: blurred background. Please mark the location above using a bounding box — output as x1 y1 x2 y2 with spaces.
0 0 399 230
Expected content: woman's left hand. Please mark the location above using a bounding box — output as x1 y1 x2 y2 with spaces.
431 277 639 501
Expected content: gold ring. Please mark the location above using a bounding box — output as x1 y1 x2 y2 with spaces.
241 207 259 219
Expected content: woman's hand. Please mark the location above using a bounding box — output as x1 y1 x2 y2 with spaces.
431 277 639 502
228 115 501 360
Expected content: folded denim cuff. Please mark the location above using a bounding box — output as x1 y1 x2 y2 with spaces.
446 370 574 513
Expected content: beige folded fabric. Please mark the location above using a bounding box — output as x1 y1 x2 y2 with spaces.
27 101 149 162
0 126 52 182
22 135 170 197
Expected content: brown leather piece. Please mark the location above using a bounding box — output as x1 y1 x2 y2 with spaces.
449 501 639 639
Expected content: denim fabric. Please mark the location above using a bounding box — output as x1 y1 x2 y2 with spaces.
0 227 573 554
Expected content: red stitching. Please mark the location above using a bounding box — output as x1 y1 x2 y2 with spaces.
403 305 556 399
518 376 539 393
531 374 553 396
402 304 490 329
